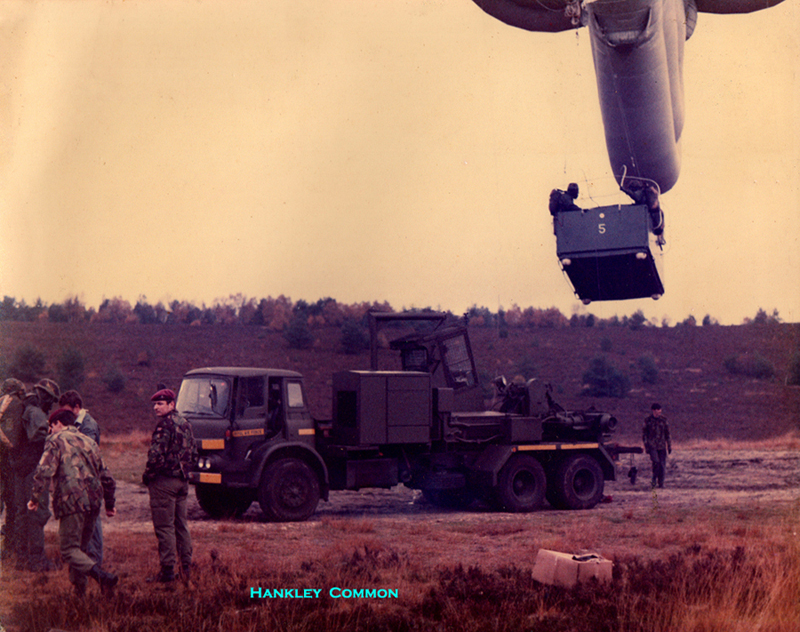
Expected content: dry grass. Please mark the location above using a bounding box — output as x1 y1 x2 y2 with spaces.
1 498 797 632
99 431 150 483
678 431 800 452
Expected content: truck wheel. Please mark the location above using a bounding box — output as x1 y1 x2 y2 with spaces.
494 454 546 512
258 458 320 522
551 454 604 510
195 484 251 518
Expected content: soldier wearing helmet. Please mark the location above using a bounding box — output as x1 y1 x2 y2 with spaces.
12 379 59 571
1 378 26 558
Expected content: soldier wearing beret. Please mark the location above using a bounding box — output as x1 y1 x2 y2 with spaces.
27 407 118 596
143 388 198 583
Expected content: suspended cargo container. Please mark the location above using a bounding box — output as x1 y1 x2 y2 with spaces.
554 203 664 302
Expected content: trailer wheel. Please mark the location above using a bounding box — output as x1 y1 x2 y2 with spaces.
258 457 320 522
551 454 604 510
494 454 546 512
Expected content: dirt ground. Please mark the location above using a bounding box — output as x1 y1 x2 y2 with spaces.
101 446 799 539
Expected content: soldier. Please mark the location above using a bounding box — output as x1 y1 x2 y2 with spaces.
143 388 198 583
13 379 59 571
27 407 117 597
642 403 672 488
59 390 103 566
0 378 26 560
59 390 100 444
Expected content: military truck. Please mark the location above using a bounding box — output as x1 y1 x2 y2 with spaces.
183 312 633 521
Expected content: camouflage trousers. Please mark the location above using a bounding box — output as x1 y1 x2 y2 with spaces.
148 476 192 569
59 509 100 591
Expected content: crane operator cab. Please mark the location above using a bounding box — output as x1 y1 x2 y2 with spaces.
550 181 665 303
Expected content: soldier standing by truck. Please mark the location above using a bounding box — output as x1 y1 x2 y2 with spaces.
643 403 672 488
143 388 198 583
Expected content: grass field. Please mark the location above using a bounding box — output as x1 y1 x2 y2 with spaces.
1 320 798 631
1 491 797 631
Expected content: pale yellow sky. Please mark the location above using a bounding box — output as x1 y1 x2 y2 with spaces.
1 0 798 324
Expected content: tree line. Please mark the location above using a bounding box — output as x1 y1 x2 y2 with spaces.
0 294 783 330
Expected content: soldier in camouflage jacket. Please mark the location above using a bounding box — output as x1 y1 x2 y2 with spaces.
642 403 672 489
143 388 198 583
59 389 104 565
28 408 118 596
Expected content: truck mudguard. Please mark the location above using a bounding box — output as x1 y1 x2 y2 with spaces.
251 441 330 500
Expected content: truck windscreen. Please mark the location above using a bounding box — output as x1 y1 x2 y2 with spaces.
177 377 231 417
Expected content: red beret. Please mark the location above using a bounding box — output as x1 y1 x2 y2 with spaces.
150 388 176 402
48 407 76 426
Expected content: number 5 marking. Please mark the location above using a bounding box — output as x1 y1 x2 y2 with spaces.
598 223 606 234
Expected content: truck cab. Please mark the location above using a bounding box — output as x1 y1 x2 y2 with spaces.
180 367 326 519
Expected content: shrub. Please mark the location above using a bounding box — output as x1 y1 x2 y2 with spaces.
57 347 85 392
8 344 46 382
283 315 314 350
340 319 369 355
600 337 613 352
787 352 800 386
723 354 775 380
638 355 658 384
582 356 630 398
102 365 126 393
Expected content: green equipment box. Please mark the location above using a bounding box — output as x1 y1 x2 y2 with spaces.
333 371 431 446
554 203 664 302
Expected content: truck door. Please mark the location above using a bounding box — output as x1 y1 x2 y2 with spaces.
284 378 315 446
229 375 268 463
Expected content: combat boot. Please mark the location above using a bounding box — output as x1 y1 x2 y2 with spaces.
73 577 88 598
89 564 119 595
147 565 175 583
